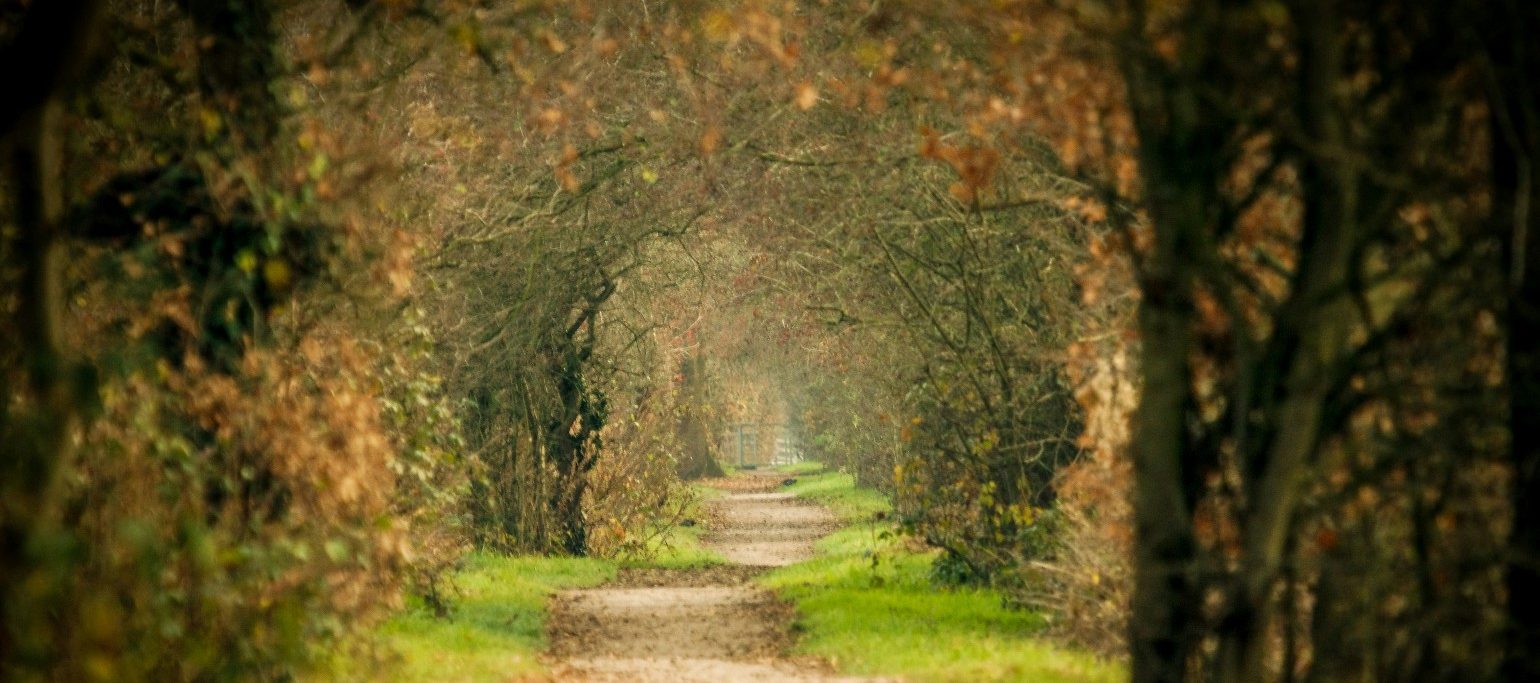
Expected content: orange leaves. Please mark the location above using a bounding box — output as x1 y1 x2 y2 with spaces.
535 106 566 133
553 143 582 192
539 29 569 55
793 81 819 110
1192 285 1231 339
593 35 621 58
918 128 1001 204
1315 527 1341 552
699 125 723 155
1113 154 1140 196
1062 195 1109 223
700 7 798 66
378 228 416 298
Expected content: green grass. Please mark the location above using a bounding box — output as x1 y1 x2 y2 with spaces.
621 519 723 569
689 481 725 502
764 463 1125 683
776 460 830 476
355 464 1120 682
778 468 890 521
618 484 725 569
367 553 613 682
365 487 723 681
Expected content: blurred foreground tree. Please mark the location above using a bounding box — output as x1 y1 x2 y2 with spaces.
813 0 1528 679
1 0 473 676
2 0 106 665
1488 2 1540 681
880 0 1524 680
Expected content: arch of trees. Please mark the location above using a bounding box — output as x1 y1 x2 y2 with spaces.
3 1 1538 681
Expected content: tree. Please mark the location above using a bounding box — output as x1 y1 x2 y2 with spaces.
1 0 105 665
1107 3 1498 679
834 0 1511 679
3 1 467 675
1486 2 1540 680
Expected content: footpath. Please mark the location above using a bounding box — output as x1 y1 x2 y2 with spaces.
546 472 871 682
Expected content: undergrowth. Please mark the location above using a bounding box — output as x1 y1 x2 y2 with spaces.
618 487 725 569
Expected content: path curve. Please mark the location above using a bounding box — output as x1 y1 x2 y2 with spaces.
546 472 862 682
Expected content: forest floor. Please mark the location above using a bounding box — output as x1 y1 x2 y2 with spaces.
545 471 870 682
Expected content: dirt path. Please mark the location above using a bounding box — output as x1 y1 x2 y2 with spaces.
546 472 861 682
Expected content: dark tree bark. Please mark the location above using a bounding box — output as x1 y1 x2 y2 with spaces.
546 293 610 556
547 344 595 556
0 0 104 667
1116 4 1218 678
1113 1 1483 680
1489 2 1540 679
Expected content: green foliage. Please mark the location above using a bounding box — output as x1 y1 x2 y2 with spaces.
763 466 1122 682
1 4 479 678
779 467 891 521
931 548 989 586
614 487 725 569
377 309 475 611
619 521 725 570
745 77 1091 589
776 461 829 476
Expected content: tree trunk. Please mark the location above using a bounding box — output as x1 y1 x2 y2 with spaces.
676 353 725 479
1226 4 1358 679
1490 2 1540 677
1119 7 1218 675
1122 78 1210 683
547 339 603 555
1 1 103 667
1128 286 1200 683
1 100 74 674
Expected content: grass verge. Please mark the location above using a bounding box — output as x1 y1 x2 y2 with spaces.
366 553 613 682
619 481 725 568
366 486 722 681
763 463 1125 683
